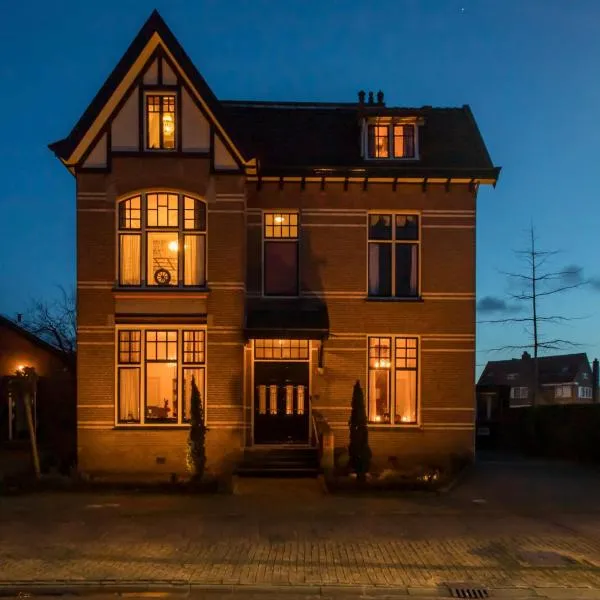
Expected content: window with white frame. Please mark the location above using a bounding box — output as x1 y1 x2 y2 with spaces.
117 328 206 425
555 385 572 399
368 214 419 297
367 123 416 159
367 336 418 425
578 386 592 399
118 192 206 288
510 387 529 400
146 94 176 150
263 212 299 296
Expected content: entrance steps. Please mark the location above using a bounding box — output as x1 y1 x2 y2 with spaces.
236 446 319 477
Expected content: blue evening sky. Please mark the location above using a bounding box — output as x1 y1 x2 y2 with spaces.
1 0 599 373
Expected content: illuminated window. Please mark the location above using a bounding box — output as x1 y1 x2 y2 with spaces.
254 339 309 360
367 123 416 159
555 385 572 399
368 336 418 425
263 213 299 296
117 192 206 288
146 94 176 150
368 214 419 297
116 327 205 425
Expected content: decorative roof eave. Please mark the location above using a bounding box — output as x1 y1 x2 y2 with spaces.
48 11 252 172
247 166 501 187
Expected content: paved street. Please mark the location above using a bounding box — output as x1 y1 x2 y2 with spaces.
1 458 600 597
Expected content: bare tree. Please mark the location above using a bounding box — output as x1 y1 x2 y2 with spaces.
23 286 76 372
479 226 587 406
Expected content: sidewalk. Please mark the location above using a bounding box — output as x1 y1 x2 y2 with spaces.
1 462 600 596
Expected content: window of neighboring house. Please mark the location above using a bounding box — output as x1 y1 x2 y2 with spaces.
555 385 572 399
117 327 206 425
118 192 206 288
506 373 518 381
509 386 529 407
367 336 418 425
578 386 593 399
367 123 416 159
146 94 176 150
263 212 299 296
368 214 419 298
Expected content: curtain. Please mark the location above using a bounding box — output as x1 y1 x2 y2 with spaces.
148 111 160 149
184 235 205 285
118 368 140 422
119 235 141 285
368 368 390 423
395 370 417 424
395 243 418 296
369 243 391 296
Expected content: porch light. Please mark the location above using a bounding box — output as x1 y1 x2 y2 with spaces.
168 240 178 252
162 114 175 136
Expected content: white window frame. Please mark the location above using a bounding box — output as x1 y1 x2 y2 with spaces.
555 385 572 399
114 324 207 427
509 386 530 407
366 212 421 298
365 334 421 427
578 386 593 399
362 119 419 160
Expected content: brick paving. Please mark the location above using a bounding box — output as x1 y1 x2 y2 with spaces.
1 461 600 593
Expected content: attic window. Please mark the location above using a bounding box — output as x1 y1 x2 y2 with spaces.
366 123 417 159
146 94 176 150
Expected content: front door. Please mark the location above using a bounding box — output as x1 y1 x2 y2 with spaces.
254 362 309 444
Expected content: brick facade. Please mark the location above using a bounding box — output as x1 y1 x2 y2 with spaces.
52 11 498 478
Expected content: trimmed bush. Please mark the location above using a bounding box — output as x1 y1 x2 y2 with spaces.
348 380 372 482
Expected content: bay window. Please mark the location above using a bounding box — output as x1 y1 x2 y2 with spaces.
117 327 206 425
118 192 206 287
368 214 419 298
368 336 418 425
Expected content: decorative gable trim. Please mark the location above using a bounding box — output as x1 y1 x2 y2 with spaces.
49 10 249 172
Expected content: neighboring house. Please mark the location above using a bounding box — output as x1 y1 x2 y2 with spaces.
0 315 75 470
49 11 499 478
476 352 599 442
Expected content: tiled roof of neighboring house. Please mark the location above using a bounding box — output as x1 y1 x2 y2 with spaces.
49 10 500 182
0 315 69 360
222 101 499 179
477 353 591 387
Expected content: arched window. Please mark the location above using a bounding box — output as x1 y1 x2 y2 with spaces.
118 192 206 287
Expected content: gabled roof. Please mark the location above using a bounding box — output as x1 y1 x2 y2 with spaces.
223 102 499 180
0 315 69 361
49 10 247 168
477 353 591 387
49 11 499 183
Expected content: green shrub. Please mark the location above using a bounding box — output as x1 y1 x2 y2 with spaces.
186 376 207 482
348 380 372 482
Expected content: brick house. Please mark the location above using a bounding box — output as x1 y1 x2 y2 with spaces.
49 11 499 478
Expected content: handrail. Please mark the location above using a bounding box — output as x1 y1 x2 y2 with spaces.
311 413 320 449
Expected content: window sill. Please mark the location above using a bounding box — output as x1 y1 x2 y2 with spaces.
368 423 422 430
113 286 210 294
364 157 420 162
365 296 423 303
114 424 191 430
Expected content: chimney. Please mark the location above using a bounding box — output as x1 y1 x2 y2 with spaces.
368 91 374 105
357 90 366 105
522 351 531 360
593 358 599 403
16 313 22 323
376 90 385 106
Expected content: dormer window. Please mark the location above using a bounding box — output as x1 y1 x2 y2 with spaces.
146 94 176 150
366 122 417 159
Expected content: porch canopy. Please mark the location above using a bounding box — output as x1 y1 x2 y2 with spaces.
244 298 329 340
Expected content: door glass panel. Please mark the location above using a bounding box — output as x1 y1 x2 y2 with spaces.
285 385 294 415
297 385 305 415
258 385 267 414
269 385 278 415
